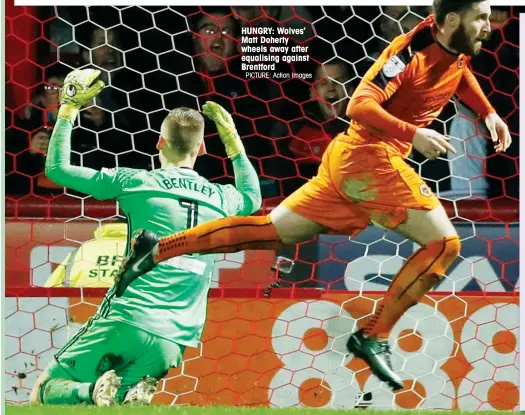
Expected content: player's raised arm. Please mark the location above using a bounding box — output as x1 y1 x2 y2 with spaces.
45 69 130 200
203 101 262 216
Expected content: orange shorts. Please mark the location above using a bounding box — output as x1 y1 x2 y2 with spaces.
283 135 441 236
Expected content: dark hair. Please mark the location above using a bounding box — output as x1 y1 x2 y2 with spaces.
44 62 71 81
232 6 282 21
74 21 100 49
432 0 485 26
190 7 235 32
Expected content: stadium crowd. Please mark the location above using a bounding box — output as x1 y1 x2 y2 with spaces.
5 6 520 200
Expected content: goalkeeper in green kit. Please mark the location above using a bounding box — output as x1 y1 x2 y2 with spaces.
30 68 261 406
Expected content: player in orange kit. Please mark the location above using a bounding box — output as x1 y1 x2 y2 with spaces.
116 0 512 390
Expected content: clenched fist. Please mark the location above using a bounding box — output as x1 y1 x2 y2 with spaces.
58 68 105 123
203 101 244 160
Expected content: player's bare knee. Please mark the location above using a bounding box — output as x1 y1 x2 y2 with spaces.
394 206 457 246
270 206 327 245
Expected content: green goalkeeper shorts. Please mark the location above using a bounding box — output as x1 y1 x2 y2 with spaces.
45 316 185 403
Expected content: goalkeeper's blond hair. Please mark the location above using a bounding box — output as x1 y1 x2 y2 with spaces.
161 107 205 156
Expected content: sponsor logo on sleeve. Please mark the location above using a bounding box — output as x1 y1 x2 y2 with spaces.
382 55 407 78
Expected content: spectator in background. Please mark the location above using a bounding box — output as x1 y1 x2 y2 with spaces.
75 22 123 83
19 63 70 130
286 59 355 188
29 128 51 155
311 60 353 122
192 9 238 76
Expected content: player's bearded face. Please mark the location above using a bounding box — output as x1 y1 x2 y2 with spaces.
450 5 491 56
449 22 476 56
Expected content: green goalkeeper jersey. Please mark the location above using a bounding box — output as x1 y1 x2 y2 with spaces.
46 118 262 347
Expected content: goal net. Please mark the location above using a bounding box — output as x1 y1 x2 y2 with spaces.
5 4 519 410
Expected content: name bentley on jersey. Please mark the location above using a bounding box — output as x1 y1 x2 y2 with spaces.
161 177 216 198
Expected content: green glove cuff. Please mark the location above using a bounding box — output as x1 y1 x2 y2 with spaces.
58 104 80 124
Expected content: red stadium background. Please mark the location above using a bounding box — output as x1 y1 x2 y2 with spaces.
4 0 520 410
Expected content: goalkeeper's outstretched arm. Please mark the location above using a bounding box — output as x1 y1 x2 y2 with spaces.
45 69 117 199
202 102 262 216
231 153 262 216
45 116 109 196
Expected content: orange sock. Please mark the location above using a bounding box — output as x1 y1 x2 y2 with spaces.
156 215 282 263
364 235 461 340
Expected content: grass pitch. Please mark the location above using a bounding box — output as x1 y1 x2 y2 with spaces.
4 406 508 415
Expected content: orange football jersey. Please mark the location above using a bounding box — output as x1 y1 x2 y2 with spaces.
345 15 495 157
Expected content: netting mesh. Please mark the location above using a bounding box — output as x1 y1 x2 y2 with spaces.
4 4 520 410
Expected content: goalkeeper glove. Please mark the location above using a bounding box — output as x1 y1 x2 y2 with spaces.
203 101 245 159
58 68 105 124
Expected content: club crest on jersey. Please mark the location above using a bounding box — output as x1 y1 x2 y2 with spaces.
420 184 432 198
382 55 406 78
458 57 465 68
